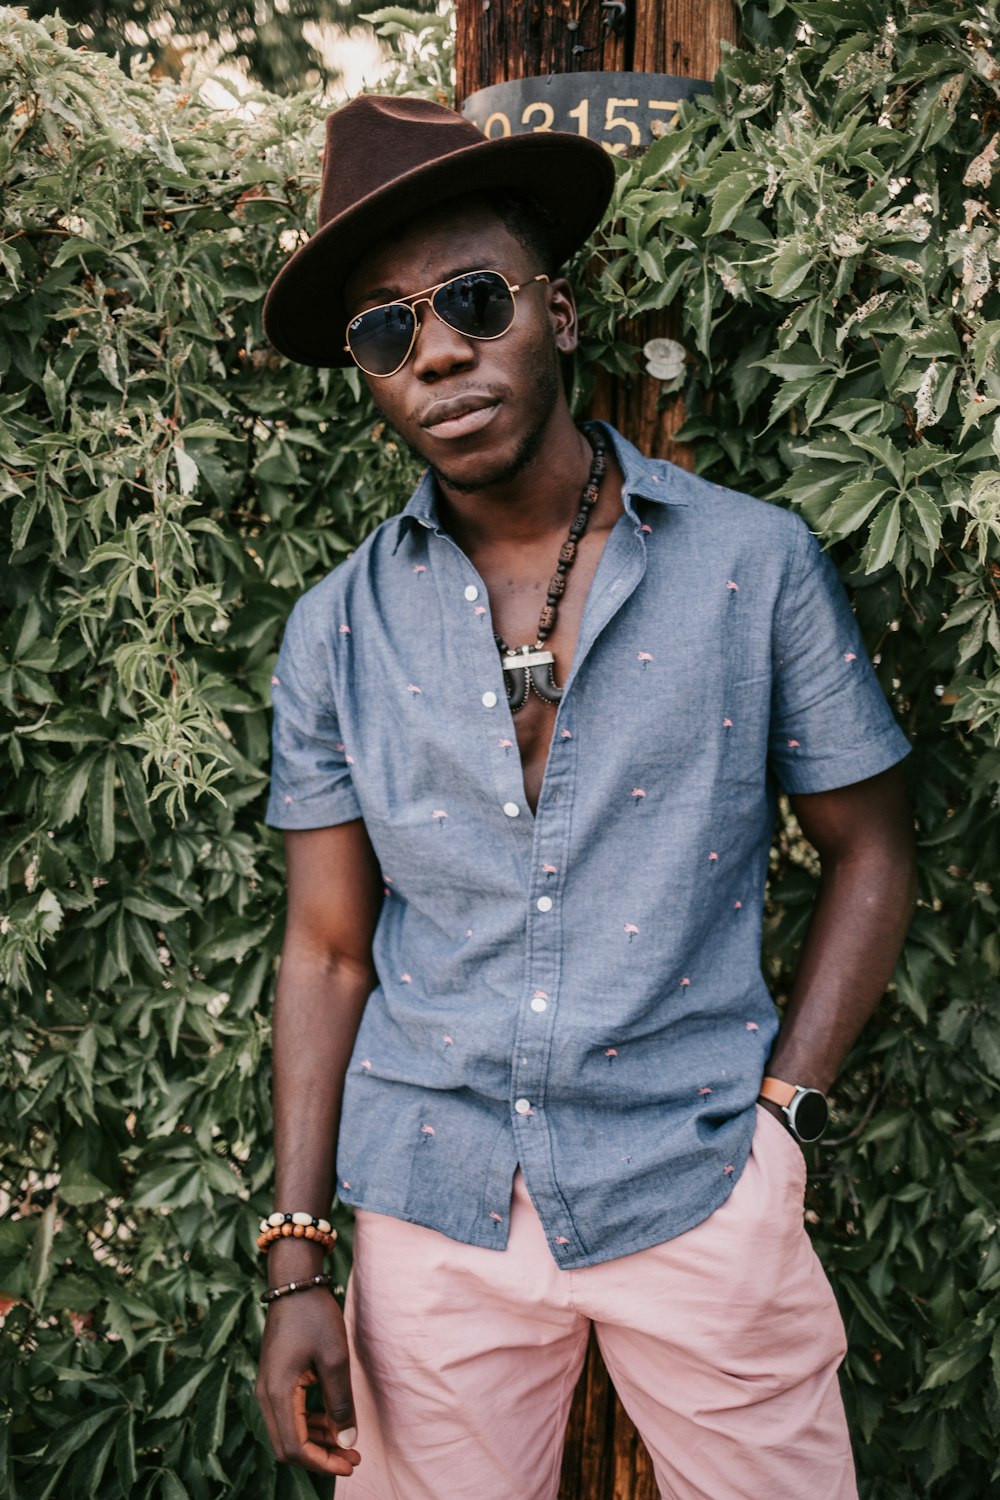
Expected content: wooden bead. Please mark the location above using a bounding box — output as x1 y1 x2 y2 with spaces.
293 1224 304 1237
281 1221 293 1236
304 1224 316 1239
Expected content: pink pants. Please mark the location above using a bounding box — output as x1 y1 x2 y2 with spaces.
343 1105 857 1500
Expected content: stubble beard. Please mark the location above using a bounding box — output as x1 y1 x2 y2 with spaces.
370 337 563 496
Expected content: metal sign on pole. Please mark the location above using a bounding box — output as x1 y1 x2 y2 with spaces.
455 0 738 472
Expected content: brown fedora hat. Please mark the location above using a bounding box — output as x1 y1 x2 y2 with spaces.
262 94 616 368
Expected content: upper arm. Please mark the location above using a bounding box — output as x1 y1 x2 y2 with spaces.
789 763 916 868
283 821 383 972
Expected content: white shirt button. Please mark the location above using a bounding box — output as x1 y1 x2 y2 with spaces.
464 585 480 602
536 895 553 912
503 801 520 818
530 996 547 1013
514 1097 532 1115
482 690 498 709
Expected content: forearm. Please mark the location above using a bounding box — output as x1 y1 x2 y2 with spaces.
767 841 917 1094
267 950 374 1284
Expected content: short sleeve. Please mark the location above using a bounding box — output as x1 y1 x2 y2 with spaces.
266 600 362 829
769 522 911 795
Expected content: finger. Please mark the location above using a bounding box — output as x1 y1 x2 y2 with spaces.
315 1345 359 1457
269 1370 356 1477
305 1413 360 1466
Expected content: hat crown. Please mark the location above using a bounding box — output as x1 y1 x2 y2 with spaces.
263 93 615 366
319 96 488 228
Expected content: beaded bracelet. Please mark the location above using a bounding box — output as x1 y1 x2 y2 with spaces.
260 1272 332 1306
257 1211 337 1255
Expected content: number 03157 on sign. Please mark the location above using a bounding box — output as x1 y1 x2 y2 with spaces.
461 72 711 154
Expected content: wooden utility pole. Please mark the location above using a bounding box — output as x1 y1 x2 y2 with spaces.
455 10 739 1492
456 0 738 470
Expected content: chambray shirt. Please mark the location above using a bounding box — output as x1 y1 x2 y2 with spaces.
266 422 910 1268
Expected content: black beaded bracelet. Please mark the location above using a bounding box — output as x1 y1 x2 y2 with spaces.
260 1272 332 1306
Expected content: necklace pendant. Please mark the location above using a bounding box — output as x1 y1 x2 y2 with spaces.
500 647 555 674
500 646 561 713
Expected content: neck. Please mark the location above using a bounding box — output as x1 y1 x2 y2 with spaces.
435 407 597 550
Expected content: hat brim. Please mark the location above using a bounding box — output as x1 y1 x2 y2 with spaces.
262 131 615 368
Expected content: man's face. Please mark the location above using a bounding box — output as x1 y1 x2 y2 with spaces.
342 197 578 494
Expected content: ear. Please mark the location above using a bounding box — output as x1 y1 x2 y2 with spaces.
545 277 578 356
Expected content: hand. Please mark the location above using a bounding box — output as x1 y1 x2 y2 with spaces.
256 1288 361 1478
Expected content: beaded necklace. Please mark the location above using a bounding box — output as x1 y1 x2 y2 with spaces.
495 424 607 713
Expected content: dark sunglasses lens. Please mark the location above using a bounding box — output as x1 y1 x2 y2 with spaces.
348 303 415 375
433 272 515 339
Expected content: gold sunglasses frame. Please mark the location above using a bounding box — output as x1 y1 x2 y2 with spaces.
343 271 550 378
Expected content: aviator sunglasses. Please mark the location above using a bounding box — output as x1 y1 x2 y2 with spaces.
344 269 550 378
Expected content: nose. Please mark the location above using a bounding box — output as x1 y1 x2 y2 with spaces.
408 299 476 381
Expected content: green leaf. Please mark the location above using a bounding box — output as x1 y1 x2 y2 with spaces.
707 170 766 234
767 246 815 299
840 1278 904 1349
117 748 156 844
906 487 943 552
157 1363 214 1421
862 495 901 573
824 480 888 537
922 1336 990 1390
27 1200 56 1309
46 752 98 828
87 752 117 864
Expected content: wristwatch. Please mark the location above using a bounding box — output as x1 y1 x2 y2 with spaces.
758 1076 829 1144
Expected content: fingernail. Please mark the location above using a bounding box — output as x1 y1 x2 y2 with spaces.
338 1427 357 1448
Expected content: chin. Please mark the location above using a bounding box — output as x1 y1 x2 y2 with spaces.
429 410 553 494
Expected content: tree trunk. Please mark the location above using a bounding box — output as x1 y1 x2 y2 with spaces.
455 6 739 1491
455 0 739 469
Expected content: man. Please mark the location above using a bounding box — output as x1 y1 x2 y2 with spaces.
255 95 916 1499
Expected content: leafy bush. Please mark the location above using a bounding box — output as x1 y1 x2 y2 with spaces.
1 3 998 1497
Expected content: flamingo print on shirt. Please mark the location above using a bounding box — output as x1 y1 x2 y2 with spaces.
624 923 639 942
630 787 646 806
637 651 653 669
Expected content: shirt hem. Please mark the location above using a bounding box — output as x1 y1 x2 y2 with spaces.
773 728 910 797
337 1138 754 1271
265 800 363 830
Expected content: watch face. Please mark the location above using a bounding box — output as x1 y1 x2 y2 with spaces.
790 1090 829 1143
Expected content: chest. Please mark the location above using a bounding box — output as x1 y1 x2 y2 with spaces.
472 529 611 812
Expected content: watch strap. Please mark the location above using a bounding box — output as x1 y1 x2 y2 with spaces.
758 1076 797 1109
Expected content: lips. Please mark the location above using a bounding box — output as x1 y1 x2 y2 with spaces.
420 393 500 441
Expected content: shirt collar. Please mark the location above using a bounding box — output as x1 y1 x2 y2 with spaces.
388 420 690 555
